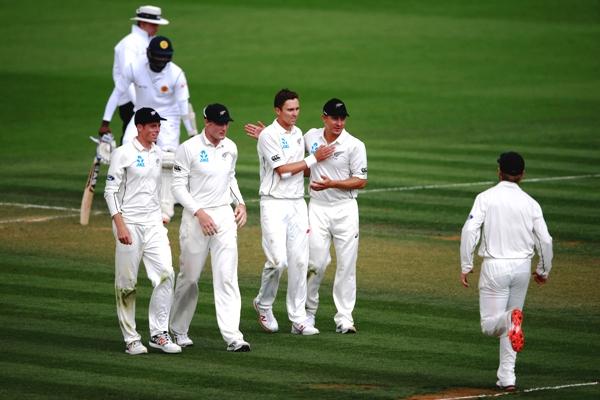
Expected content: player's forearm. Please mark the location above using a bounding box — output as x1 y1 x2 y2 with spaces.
329 177 367 190
102 87 120 122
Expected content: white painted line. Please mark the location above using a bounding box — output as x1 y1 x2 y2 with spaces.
438 381 598 400
360 174 600 194
0 202 80 212
1 174 598 210
0 213 79 224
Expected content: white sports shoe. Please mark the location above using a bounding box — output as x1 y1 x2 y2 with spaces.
149 332 182 353
173 333 194 347
253 298 279 333
336 324 357 334
227 340 251 352
291 320 320 336
125 340 148 355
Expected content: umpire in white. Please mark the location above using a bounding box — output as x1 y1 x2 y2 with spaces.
169 104 250 352
460 151 553 391
104 107 181 355
304 99 368 334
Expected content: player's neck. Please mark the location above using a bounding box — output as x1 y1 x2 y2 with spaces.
323 129 339 144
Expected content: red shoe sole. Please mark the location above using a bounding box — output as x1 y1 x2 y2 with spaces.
508 309 524 352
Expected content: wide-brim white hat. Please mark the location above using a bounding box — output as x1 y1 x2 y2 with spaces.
131 5 169 25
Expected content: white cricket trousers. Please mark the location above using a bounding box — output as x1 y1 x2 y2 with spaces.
478 258 531 387
307 198 359 328
255 197 310 324
170 206 245 345
113 222 175 344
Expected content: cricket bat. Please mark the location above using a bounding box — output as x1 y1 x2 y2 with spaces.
80 156 101 225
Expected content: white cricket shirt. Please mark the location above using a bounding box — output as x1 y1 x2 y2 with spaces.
102 25 152 121
460 181 553 277
257 119 305 199
117 59 189 119
113 25 151 104
104 138 163 225
304 128 368 203
115 59 189 150
172 131 244 216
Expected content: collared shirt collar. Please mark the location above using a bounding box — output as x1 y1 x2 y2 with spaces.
498 180 520 189
131 24 151 39
273 119 294 134
133 137 156 152
199 129 224 148
320 128 349 145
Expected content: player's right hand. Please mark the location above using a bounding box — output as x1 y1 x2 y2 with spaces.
99 120 112 136
460 271 472 288
533 272 547 285
244 121 265 140
195 209 218 236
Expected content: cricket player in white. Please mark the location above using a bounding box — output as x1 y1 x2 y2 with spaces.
304 99 368 334
252 89 334 335
99 5 169 139
104 107 181 355
169 103 250 352
460 151 553 391
114 35 197 224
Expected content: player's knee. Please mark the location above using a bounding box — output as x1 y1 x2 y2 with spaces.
480 318 498 336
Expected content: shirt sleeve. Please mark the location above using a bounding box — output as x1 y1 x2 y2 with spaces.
174 70 190 103
532 202 553 277
460 194 486 273
103 148 126 217
171 143 201 215
258 130 285 169
350 140 368 180
228 144 245 205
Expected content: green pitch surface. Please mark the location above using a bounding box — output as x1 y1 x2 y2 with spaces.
0 1 599 399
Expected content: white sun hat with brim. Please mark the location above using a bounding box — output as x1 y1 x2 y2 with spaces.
131 5 169 25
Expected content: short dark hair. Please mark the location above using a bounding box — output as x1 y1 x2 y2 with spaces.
274 88 299 109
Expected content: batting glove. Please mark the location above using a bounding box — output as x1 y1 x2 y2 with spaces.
90 133 117 165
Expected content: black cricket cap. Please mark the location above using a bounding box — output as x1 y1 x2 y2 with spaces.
498 151 525 175
148 36 174 57
134 107 167 125
203 103 234 125
323 98 349 117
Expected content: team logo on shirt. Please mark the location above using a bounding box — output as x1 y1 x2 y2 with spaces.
361 167 368 173
107 175 115 181
199 150 209 163
136 155 145 167
271 154 281 162
280 137 289 149
310 143 318 154
333 151 344 159
468 214 473 219
174 165 181 172
160 85 169 93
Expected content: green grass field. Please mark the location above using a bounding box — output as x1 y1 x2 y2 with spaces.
1 1 599 399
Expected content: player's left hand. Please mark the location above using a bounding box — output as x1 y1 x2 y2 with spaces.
310 175 334 191
234 204 247 228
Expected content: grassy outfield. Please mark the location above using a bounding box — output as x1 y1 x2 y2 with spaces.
0 0 599 399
